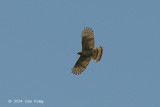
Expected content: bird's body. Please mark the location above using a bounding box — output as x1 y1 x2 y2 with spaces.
72 27 103 75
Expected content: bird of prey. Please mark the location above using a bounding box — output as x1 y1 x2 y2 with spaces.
72 27 103 75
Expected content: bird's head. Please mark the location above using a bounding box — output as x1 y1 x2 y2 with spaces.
77 52 82 55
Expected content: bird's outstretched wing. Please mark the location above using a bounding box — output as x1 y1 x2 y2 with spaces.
82 27 95 51
72 56 91 75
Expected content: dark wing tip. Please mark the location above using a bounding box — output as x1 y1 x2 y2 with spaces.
82 27 94 37
84 27 93 32
72 67 85 75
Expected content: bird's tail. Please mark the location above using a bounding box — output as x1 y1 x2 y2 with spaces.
92 46 103 62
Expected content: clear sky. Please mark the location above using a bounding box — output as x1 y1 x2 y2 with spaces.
0 0 160 107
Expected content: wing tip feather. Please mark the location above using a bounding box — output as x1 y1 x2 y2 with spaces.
82 27 94 37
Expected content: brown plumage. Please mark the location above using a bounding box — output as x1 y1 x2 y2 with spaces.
72 27 103 75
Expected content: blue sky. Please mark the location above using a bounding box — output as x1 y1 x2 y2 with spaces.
0 0 160 107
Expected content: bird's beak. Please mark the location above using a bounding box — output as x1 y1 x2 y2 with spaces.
77 52 81 55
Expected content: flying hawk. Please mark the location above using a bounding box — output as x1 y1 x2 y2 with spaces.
72 27 103 75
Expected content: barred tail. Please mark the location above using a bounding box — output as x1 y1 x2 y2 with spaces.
92 46 103 62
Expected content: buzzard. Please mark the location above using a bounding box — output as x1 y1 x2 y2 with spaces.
72 27 103 75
